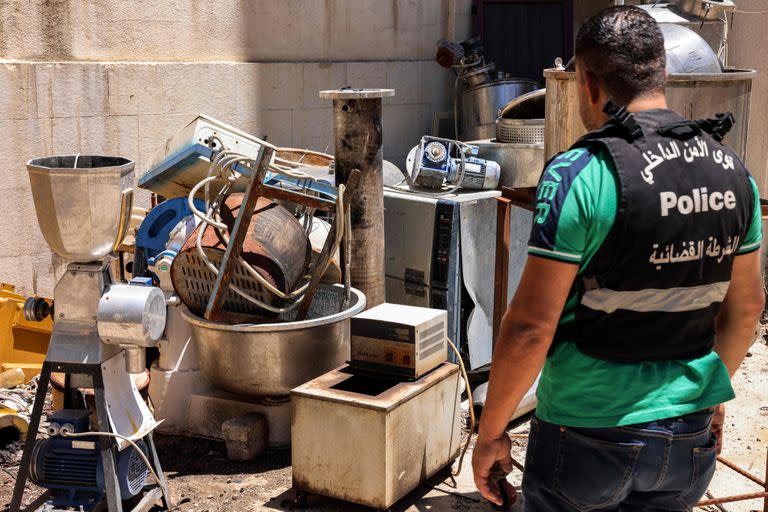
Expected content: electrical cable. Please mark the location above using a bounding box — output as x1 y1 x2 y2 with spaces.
447 337 475 477
734 9 768 15
446 338 526 479
453 74 461 141
60 430 168 500
186 142 344 315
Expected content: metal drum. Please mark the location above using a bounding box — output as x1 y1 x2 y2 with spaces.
461 79 538 141
660 23 722 74
469 139 544 189
182 284 366 397
26 155 134 262
171 195 311 318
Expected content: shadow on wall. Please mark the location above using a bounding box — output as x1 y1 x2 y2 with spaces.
234 0 467 166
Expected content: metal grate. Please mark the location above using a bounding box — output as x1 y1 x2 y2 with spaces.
496 118 545 144
171 248 285 317
126 445 149 495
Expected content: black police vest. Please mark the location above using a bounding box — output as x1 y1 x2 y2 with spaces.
554 108 755 363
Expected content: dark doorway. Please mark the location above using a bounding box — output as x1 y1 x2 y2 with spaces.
474 0 574 86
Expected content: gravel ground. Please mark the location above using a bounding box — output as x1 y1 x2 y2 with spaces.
1 338 766 512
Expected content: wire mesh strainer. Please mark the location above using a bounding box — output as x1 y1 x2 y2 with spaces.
496 118 545 144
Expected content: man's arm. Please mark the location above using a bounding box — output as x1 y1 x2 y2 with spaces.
714 250 765 377
711 250 764 453
472 255 578 505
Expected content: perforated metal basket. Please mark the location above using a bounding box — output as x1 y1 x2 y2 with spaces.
496 118 545 144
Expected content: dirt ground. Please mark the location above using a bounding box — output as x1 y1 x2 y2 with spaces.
1 339 766 512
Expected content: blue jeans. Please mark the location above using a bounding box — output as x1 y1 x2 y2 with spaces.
522 410 717 511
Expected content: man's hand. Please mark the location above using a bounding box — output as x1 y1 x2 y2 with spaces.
712 404 725 454
471 256 578 505
472 433 515 506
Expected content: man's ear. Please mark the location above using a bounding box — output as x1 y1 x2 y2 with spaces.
584 70 602 106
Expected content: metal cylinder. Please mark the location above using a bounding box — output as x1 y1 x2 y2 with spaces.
122 346 147 374
320 88 395 309
468 139 545 189
461 79 538 141
97 284 167 347
660 24 721 74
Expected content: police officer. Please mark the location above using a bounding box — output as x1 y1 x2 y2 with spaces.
472 6 765 511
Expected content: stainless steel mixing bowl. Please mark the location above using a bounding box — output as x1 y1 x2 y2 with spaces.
26 155 135 262
182 285 366 397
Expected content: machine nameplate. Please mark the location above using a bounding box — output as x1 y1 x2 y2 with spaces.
71 441 96 450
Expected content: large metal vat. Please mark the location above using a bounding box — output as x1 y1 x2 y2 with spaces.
660 23 721 74
462 79 538 141
469 140 544 189
182 285 366 397
544 68 755 160
26 155 134 262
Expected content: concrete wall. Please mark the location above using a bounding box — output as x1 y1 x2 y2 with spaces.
0 1 472 296
0 0 473 62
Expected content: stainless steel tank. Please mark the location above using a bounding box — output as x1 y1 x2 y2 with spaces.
461 79 538 141
26 155 134 262
182 284 366 397
469 139 544 189
660 23 722 74
544 68 755 160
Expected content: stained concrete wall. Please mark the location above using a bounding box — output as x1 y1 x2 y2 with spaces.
0 0 472 62
0 1 473 296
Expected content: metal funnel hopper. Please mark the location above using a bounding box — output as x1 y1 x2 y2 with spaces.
26 155 135 262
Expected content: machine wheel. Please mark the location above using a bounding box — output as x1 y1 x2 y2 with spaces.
291 490 309 509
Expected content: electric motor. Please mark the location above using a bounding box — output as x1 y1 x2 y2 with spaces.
28 410 149 510
405 136 501 191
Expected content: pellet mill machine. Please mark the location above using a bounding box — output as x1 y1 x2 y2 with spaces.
9 155 172 512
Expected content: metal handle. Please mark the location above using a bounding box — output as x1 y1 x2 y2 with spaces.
112 188 135 253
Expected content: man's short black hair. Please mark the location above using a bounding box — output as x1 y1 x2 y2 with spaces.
575 6 666 105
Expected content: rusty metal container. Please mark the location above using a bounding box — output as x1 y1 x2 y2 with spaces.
291 362 461 509
171 194 310 318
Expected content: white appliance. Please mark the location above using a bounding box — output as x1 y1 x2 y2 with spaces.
384 188 504 370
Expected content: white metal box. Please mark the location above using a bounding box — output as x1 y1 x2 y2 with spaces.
291 363 461 509
139 114 266 199
351 303 447 379
383 188 500 370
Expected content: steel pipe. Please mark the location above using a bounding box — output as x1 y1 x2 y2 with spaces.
320 88 395 308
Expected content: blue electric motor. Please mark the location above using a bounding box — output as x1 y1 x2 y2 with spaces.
28 410 149 510
133 196 204 279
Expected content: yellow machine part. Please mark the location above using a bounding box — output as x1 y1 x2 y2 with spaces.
0 283 52 381
0 408 29 441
